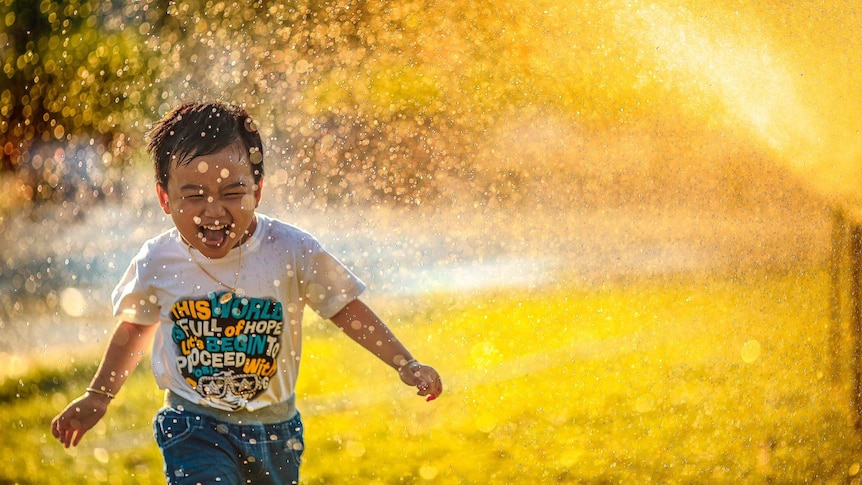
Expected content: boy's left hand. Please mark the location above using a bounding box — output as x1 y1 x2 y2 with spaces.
398 361 443 401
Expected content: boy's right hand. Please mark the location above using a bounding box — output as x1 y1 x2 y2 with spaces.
51 393 111 448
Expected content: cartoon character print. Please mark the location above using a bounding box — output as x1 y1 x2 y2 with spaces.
169 292 284 410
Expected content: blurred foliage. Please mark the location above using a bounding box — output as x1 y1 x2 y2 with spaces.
0 0 534 210
0 0 159 207
1 0 855 211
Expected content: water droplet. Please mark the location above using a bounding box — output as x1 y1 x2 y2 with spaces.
93 448 110 464
295 59 310 73
60 287 87 317
419 464 439 480
197 161 209 173
741 339 761 363
286 438 303 451
346 440 365 457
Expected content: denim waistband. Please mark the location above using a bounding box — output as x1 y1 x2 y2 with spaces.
164 389 298 425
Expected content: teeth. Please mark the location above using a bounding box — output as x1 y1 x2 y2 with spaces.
202 224 227 231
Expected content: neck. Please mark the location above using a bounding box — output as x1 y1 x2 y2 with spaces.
237 214 258 246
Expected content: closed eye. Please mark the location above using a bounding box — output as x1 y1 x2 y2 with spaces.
222 182 251 198
179 185 206 200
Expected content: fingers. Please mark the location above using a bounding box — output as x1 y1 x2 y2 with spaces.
399 362 443 401
51 415 83 448
70 427 85 447
51 415 68 446
424 377 442 401
51 396 106 448
59 427 73 448
415 367 443 401
52 419 71 448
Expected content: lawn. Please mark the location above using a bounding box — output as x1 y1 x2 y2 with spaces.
2 267 859 484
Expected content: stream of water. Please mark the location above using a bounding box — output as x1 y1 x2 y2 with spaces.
0 184 830 367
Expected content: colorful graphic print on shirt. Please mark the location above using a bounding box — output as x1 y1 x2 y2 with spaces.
170 292 284 410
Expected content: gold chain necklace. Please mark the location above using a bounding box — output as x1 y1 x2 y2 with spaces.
186 241 243 304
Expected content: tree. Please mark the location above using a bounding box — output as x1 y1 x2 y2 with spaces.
1 0 157 204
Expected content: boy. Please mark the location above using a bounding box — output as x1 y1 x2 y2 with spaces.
51 101 442 484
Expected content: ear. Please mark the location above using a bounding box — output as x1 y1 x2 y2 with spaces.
156 184 171 214
253 177 264 208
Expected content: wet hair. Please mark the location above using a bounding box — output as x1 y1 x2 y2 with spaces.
147 101 264 188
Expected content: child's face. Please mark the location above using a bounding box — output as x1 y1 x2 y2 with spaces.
156 141 263 259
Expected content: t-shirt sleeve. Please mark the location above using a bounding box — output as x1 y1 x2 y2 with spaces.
111 247 161 325
299 237 366 320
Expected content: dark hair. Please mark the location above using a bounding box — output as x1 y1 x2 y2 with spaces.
147 102 264 188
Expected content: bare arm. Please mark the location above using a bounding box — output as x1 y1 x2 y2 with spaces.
329 299 442 400
51 321 158 447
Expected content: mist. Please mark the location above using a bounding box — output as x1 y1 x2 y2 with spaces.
0 2 860 481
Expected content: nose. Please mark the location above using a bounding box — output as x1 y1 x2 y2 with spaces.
203 196 227 218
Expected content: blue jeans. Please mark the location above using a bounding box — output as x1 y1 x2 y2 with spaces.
153 407 304 485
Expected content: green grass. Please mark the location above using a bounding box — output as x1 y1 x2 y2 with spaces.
3 267 860 484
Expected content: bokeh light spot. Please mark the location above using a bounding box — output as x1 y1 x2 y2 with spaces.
741 339 761 364
59 287 87 317
346 440 365 458
419 464 439 480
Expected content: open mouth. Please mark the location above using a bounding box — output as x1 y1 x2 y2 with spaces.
198 222 234 248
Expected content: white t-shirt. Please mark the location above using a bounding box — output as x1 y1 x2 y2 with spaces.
112 213 366 412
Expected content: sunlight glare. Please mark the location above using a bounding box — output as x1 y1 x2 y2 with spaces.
615 2 860 204
625 5 820 161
